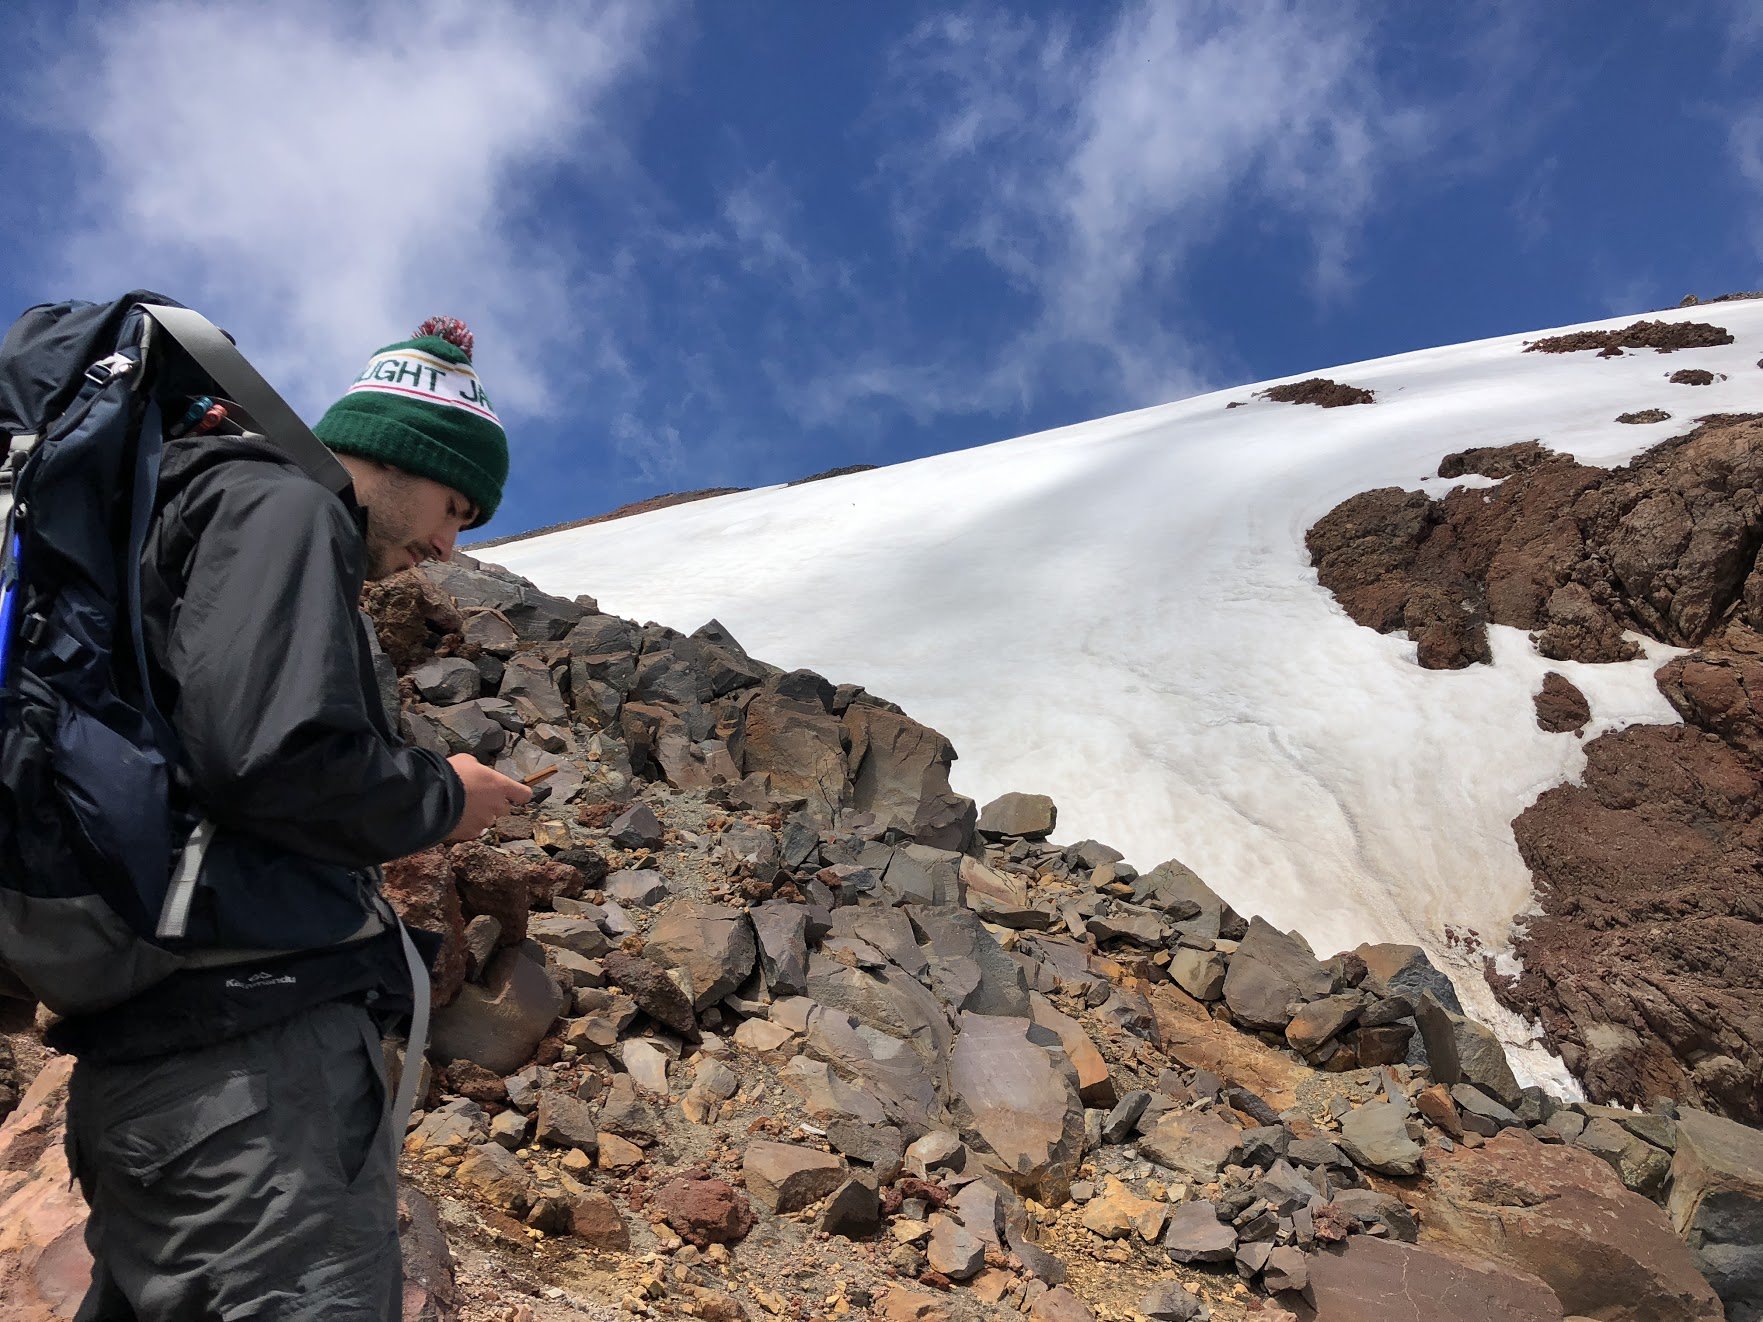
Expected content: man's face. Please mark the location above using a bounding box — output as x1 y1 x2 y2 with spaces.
355 464 478 581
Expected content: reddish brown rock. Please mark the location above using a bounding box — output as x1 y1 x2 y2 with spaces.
739 671 849 819
362 571 465 671
449 841 537 947
1416 1129 1724 1321
398 1186 461 1321
1312 417 1763 1120
382 846 468 1006
0 1058 90 1321
1534 672 1591 734
1497 720 1763 1122
651 1172 756 1247
1295 1235 1564 1321
1262 377 1375 407
569 1192 630 1251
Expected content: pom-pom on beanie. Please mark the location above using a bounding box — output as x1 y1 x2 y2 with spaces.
314 316 507 526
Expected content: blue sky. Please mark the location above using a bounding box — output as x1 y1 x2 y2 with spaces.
3 1 1762 541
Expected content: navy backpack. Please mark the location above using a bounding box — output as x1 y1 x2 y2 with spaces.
0 293 353 1014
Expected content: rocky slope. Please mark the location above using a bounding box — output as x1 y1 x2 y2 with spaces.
1308 388 1763 1126
7 553 1762 1321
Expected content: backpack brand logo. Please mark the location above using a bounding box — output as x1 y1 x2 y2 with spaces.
224 971 299 990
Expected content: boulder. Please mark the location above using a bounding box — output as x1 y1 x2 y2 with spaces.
652 1172 755 1247
911 905 1031 1019
423 561 584 641
1301 1235 1565 1321
1162 1200 1237 1264
741 672 849 819
1337 1101 1424 1177
926 1215 986 1279
1286 992 1367 1055
820 1177 883 1238
946 1012 1085 1203
977 792 1058 840
1667 1107 1763 1319
398 1186 461 1320
1414 992 1524 1107
1137 1109 1245 1184
742 1141 846 1213
1221 917 1332 1030
1419 1130 1723 1322
1576 1118 1671 1199
411 656 481 705
1170 947 1227 1001
604 870 668 907
1140 1282 1210 1320
644 901 757 1010
428 945 563 1076
570 1191 630 1252
608 802 664 850
533 1089 599 1154
1028 993 1115 1107
843 704 978 851
1134 859 1234 940
751 901 810 997
500 654 570 725
602 950 698 1038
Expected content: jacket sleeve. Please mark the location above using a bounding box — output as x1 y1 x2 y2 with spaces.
166 471 465 865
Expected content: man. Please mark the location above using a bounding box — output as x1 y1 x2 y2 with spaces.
51 316 531 1320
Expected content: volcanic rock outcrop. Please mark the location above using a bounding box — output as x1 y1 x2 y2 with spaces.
1308 411 1763 1125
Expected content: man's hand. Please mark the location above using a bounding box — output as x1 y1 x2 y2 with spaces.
445 754 534 841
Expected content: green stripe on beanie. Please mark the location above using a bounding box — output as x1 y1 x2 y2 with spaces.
315 317 508 526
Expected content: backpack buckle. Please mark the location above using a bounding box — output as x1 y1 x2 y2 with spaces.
83 353 135 387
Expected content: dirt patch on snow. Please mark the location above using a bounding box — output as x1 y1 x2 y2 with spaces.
1524 319 1734 356
1261 378 1375 408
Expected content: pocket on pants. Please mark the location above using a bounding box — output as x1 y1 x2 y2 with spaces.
98 1070 268 1187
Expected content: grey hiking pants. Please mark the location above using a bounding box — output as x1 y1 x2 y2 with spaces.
65 1000 401 1321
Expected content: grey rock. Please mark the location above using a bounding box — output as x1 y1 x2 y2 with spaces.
751 901 810 997
597 1073 662 1145
1668 1107 1763 1317
1286 991 1368 1055
1133 859 1231 940
603 869 668 907
1163 1200 1238 1264
527 914 610 960
462 914 501 980
947 1012 1085 1204
608 802 664 849
425 562 585 641
534 1088 599 1153
1451 1083 1521 1133
1170 947 1227 1002
602 950 698 1039
1576 1117 1671 1199
429 946 563 1076
1252 1159 1318 1214
910 904 1032 1018
1263 1245 1308 1293
1139 1282 1210 1320
946 1179 1007 1246
1221 917 1333 1031
411 657 482 705
819 1177 883 1238
826 1120 905 1181
433 701 506 758
645 900 757 1010
1337 1102 1424 1177
1238 1125 1292 1168
743 1140 845 1213
977 792 1058 840
1102 1091 1152 1145
501 653 570 725
926 1216 987 1280
1413 992 1523 1108
1329 1188 1418 1242
1138 1109 1245 1183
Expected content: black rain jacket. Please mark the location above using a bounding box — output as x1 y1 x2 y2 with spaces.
47 432 463 1061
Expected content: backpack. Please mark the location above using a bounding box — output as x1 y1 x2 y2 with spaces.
0 292 356 1015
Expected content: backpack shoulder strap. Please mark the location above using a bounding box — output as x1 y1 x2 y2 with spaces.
138 304 351 495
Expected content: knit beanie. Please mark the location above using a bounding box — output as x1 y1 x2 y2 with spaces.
314 316 507 527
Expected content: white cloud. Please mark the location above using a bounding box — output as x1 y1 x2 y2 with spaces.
838 0 1433 417
45 0 671 422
